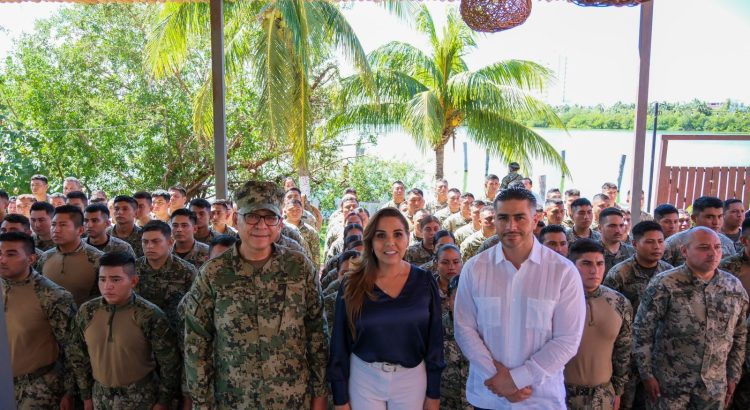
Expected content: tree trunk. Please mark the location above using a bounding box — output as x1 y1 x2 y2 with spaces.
434 143 445 180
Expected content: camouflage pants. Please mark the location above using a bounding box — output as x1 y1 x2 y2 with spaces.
13 364 64 410
92 374 158 410
729 373 750 410
646 388 723 410
565 382 616 410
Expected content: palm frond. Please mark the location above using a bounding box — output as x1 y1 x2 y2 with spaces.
145 3 209 79
402 90 445 151
368 41 441 89
476 59 556 92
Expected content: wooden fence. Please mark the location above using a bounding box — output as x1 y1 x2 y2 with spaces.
655 135 750 209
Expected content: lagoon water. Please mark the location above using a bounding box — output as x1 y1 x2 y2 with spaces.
346 129 750 209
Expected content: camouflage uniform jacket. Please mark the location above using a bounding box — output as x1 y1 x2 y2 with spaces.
182 242 329 409
38 242 104 305
288 221 320 268
460 231 494 262
69 294 180 403
663 228 736 267
601 241 636 274
405 242 435 266
195 227 220 246
107 224 143 257
135 254 197 327
324 238 344 267
443 212 472 233
174 240 210 270
434 206 456 225
584 285 633 395
565 227 602 245
86 234 135 259
561 216 574 230
277 234 306 254
719 251 749 277
33 232 55 252
420 258 437 274
441 310 471 410
427 199 448 215
500 172 523 189
603 256 674 313
1 270 77 392
409 231 422 247
282 222 305 248
454 224 478 248
381 199 405 210
476 234 500 256
633 265 749 395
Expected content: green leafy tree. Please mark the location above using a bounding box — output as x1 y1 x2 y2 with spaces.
329 5 569 180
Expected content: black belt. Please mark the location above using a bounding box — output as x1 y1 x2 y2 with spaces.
13 361 57 383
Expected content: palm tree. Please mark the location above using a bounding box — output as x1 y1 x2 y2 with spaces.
145 0 410 180
329 5 569 180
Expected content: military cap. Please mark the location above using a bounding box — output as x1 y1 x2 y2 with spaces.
234 180 284 217
509 162 521 171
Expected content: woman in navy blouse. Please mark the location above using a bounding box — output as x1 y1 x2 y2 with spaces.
327 207 445 410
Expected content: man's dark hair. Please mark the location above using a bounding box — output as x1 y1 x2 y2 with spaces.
540 224 566 240
599 207 624 223
0 190 8 201
337 250 360 270
142 220 171 238
493 187 537 210
209 234 237 255
84 203 110 218
568 238 605 262
653 204 679 220
170 208 197 224
344 187 357 196
547 188 561 196
571 198 592 211
601 182 617 190
189 198 212 210
152 189 171 202
724 198 743 211
485 174 499 182
545 199 563 208
592 193 609 203
434 230 455 244
631 221 663 242
132 191 152 204
447 188 461 196
285 187 302 196
212 199 231 211
0 231 36 256
98 251 136 277
30 201 55 215
3 214 31 231
692 196 723 216
31 174 48 184
740 217 750 237
113 195 138 211
66 191 89 206
168 185 187 197
472 200 487 208
343 223 364 239
564 188 580 198
53 205 84 227
345 234 363 247
460 192 475 200
392 180 404 187
407 188 424 198
521 177 532 186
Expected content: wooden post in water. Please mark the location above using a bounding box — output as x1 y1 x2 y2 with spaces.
463 142 469 192
560 150 566 191
617 155 626 204
539 175 547 202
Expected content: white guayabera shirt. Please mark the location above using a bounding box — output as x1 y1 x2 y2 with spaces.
454 239 586 409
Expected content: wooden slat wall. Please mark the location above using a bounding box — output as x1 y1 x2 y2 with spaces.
656 166 749 208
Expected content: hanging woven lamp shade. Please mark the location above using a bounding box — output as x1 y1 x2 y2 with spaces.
460 0 532 33
570 0 648 6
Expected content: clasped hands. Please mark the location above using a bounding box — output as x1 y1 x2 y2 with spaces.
484 361 533 403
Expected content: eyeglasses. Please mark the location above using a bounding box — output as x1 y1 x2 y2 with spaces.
241 213 281 226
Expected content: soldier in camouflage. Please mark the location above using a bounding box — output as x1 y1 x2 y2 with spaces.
663 196 737 266
324 223 363 269
69 252 180 409
1 232 77 409
565 239 632 410
30 201 55 251
562 189 581 230
170 208 210 269
84 203 136 258
499 162 522 190
109 195 144 257
483 174 501 203
284 199 321 269
426 179 449 214
405 215 441 266
566 198 602 247
598 208 636 273
460 206 496 262
633 227 748 409
442 275 471 409
453 200 485 246
433 188 461 224
442 193 475 233
182 180 329 409
189 198 220 245
381 180 406 210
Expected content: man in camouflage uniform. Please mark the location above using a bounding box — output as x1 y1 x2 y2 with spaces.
211 199 239 237
454 200 486 246
633 227 748 409
182 180 329 409
598 208 636 273
29 201 55 251
170 208 210 269
1 232 77 409
722 199 745 247
405 215 440 266
565 239 632 410
663 196 737 266
434 188 461 224
381 180 406 210
190 198 220 245
109 195 144 257
283 199 320 268
543 198 565 227
460 206 496 261
69 251 180 409
442 192 474 233
426 179 450 214
500 162 523 190
483 174 501 203
39 205 104 305
562 189 581 229
136 220 197 327
539 224 569 257
653 203 680 239
324 223 363 267
84 203 136 258
442 275 471 409
566 198 602 246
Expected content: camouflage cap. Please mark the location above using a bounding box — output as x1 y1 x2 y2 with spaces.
509 162 521 171
233 180 284 217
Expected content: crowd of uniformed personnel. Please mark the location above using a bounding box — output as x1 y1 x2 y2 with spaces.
1 167 749 409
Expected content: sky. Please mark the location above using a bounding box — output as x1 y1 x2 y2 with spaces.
1 0 749 106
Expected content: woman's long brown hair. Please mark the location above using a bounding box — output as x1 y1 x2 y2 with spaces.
343 207 409 339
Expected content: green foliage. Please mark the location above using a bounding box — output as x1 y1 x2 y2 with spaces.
523 100 750 132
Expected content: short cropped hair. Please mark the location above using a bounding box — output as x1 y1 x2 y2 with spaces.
407 188 424 198
141 220 171 238
170 208 197 225
53 205 84 227
84 203 110 218
209 234 237 255
337 250 360 270
168 185 187 197
98 251 136 277
30 201 55 215
568 238 605 262
540 224 566 240
152 190 171 202
0 190 8 201
485 174 499 182
447 188 461 196
344 223 364 238
132 191 152 204
113 195 138 210
599 207 624 223
631 221 663 242
0 231 35 255
725 198 743 211
460 192 475 200
653 204 679 220
189 198 211 210
564 189 580 198
571 198 592 211
493 187 537 210
3 214 31 231
31 174 48 184
212 199 231 211
66 191 89 206
601 182 617 190
692 196 723 216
